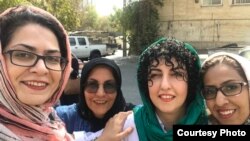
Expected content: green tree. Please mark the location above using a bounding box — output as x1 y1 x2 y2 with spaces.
80 5 98 30
38 0 82 31
0 0 30 12
121 0 164 55
109 8 123 32
0 0 82 31
0 0 124 33
96 16 112 31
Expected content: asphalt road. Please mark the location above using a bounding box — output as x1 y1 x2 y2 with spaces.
106 50 142 105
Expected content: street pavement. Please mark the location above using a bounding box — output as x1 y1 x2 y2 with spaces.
106 50 141 104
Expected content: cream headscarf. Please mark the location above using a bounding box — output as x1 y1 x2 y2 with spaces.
202 52 250 82
0 5 72 140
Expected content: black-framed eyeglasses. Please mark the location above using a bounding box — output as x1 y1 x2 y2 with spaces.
202 82 247 100
3 50 68 71
85 80 117 94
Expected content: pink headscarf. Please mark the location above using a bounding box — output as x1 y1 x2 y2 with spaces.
0 5 73 140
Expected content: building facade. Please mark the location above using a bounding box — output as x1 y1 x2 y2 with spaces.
157 0 250 49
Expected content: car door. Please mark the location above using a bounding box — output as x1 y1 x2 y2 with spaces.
77 37 89 57
69 36 88 58
69 37 79 57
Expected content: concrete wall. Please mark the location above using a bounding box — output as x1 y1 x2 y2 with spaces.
157 0 250 49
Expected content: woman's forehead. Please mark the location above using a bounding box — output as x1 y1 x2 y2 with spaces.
149 57 187 70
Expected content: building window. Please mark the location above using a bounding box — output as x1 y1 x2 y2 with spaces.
202 0 222 6
232 0 250 4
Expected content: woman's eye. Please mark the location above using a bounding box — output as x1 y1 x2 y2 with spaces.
149 73 162 80
225 84 237 90
171 71 187 81
14 52 35 61
15 52 31 58
46 56 61 64
171 71 182 77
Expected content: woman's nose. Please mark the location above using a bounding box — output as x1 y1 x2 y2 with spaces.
160 75 171 90
215 90 229 106
29 59 49 74
95 85 105 96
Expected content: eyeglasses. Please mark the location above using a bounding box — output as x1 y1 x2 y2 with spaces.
3 50 68 71
202 82 247 100
85 80 117 94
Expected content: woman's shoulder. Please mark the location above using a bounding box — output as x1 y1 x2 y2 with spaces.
125 103 136 111
56 103 78 112
55 103 91 133
124 112 135 127
55 103 80 119
123 112 139 141
208 115 219 125
0 124 21 140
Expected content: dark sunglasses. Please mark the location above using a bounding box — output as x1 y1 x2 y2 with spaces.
85 80 117 94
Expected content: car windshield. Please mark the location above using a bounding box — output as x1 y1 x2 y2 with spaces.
239 50 250 60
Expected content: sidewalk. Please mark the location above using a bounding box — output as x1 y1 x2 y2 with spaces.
199 54 208 62
107 49 208 63
199 54 208 59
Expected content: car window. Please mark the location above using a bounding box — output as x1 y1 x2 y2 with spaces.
78 37 86 45
69 38 76 46
239 50 250 60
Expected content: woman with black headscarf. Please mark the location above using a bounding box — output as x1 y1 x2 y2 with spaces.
56 57 134 134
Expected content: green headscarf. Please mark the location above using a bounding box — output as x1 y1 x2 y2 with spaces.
134 37 208 141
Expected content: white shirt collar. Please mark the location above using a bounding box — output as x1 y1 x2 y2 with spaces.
156 113 167 133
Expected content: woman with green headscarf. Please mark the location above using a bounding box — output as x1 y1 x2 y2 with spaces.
122 37 208 141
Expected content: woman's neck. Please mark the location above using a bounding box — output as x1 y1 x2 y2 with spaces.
244 116 250 125
156 106 186 130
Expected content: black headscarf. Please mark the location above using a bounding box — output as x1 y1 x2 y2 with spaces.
78 58 130 132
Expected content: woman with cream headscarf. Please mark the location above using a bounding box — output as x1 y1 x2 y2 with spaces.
201 52 250 125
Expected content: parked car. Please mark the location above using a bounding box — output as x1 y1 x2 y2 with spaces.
207 43 240 56
106 43 119 55
69 36 111 60
239 46 250 60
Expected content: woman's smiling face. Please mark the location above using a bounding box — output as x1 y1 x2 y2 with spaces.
4 23 62 106
204 64 250 125
148 58 188 120
84 66 117 118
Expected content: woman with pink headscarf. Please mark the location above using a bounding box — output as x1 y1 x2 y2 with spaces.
0 5 73 140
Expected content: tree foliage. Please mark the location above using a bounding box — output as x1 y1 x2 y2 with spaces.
121 0 164 55
34 0 82 31
0 0 82 31
80 5 98 30
109 8 123 32
0 0 29 12
0 0 165 55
